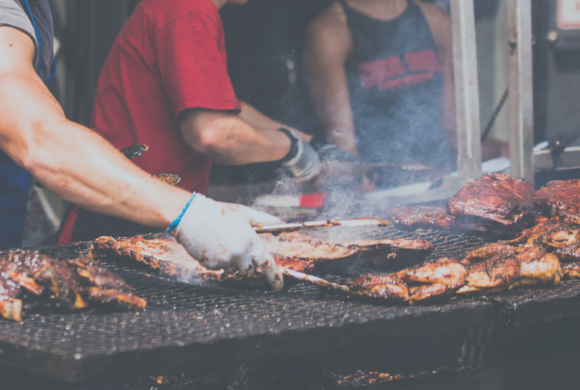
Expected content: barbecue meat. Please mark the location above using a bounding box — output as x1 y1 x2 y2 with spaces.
92 235 221 282
385 206 455 230
0 260 44 296
510 248 562 288
3 250 88 310
462 243 517 265
447 173 534 236
562 262 580 279
346 274 410 301
398 258 467 301
554 243 580 262
264 232 433 272
65 257 146 310
507 220 580 248
535 179 580 225
457 256 520 294
0 271 23 322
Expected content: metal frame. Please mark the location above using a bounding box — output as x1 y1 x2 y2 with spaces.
450 0 536 185
507 0 535 183
450 0 482 189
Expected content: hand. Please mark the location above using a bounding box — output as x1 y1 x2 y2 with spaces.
279 129 321 183
170 194 285 290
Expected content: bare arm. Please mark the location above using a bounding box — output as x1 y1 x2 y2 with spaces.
0 27 191 228
418 1 457 154
238 102 312 142
303 5 359 156
178 108 291 165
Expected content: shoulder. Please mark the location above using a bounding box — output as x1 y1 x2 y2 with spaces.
413 1 451 50
306 2 351 56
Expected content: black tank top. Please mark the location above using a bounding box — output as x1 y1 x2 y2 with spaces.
339 0 451 166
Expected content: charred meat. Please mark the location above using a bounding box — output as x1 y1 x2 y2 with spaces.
0 269 24 322
346 274 410 301
462 243 517 265
562 262 580 279
506 219 580 248
457 256 520 294
554 243 580 262
4 250 88 310
398 258 467 301
447 173 534 236
385 206 455 230
535 179 580 225
92 235 219 281
510 248 562 288
65 256 146 310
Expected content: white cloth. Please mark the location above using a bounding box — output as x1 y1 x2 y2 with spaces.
171 194 285 290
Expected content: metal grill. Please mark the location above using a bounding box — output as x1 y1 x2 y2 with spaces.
1 227 579 383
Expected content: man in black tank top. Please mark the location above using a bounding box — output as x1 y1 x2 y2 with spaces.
304 0 456 168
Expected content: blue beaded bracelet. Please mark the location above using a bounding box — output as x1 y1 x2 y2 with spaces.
167 192 197 232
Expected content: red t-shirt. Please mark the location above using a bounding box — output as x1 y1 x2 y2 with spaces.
91 0 240 194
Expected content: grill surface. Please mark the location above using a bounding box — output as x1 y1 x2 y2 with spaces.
1 226 579 383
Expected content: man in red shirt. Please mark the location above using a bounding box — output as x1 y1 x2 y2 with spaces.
62 0 320 242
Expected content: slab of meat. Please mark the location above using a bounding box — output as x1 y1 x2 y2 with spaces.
562 262 580 279
91 235 224 283
554 243 580 262
462 243 517 265
385 206 455 230
65 257 146 310
346 274 410 301
447 173 534 236
0 269 23 322
457 256 520 294
0 250 147 318
510 248 562 288
3 250 88 310
397 258 467 301
535 179 580 225
264 232 434 273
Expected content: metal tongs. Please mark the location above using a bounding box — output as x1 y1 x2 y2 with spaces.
283 268 352 294
254 218 390 235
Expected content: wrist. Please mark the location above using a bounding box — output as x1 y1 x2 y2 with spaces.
277 128 300 164
168 192 198 233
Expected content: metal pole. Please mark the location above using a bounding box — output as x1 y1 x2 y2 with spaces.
507 0 534 183
449 0 482 189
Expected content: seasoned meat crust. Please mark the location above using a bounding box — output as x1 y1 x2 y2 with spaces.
535 179 580 225
447 173 534 234
346 274 410 301
385 206 455 230
399 258 467 301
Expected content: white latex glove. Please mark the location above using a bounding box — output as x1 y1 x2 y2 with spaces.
170 194 285 290
281 131 321 183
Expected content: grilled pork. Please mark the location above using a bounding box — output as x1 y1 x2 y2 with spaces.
510 248 562 288
398 258 467 301
535 179 580 225
385 206 455 230
562 262 580 279
91 235 222 281
4 250 88 310
346 274 410 301
447 173 534 236
0 249 147 319
265 231 434 272
65 257 146 310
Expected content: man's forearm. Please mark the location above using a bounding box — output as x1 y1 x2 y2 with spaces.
0 74 190 229
239 102 312 142
179 109 291 165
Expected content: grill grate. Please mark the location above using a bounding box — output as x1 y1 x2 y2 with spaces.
1 227 579 383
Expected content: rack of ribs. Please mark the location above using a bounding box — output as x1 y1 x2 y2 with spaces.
385 206 456 230
263 231 434 272
0 249 146 321
447 173 534 236
535 179 580 225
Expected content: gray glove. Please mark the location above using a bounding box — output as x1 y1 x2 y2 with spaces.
278 128 321 183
